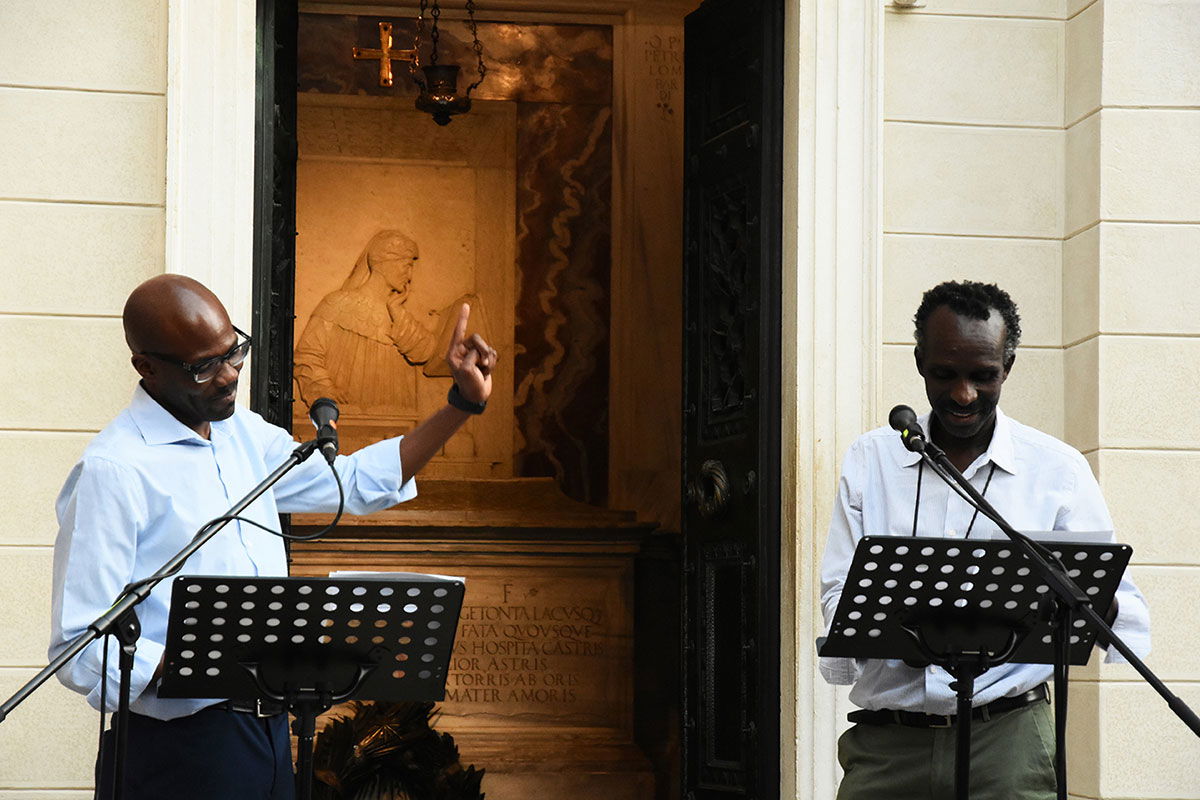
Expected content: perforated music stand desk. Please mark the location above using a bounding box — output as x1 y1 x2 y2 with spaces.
158 573 465 800
820 535 1129 800
820 535 1129 666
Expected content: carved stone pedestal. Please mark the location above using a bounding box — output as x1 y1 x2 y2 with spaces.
289 478 657 800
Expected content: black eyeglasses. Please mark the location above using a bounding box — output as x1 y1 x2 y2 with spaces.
141 326 253 384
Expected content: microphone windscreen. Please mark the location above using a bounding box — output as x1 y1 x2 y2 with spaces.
889 404 917 433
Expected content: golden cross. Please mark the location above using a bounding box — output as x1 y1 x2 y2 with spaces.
352 22 417 88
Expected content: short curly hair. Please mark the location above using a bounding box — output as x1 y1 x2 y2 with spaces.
914 281 1022 368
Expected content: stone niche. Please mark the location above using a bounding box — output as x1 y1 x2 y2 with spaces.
292 93 516 478
289 480 657 800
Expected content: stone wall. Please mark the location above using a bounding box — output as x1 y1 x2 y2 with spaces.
0 0 167 793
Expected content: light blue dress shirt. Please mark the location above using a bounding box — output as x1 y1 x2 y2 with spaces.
819 408 1151 715
49 384 416 720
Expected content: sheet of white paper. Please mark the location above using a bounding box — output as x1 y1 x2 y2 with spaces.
328 570 465 584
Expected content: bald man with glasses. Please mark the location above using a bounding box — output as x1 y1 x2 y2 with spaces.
48 274 497 799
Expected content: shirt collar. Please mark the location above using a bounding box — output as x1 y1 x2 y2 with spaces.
128 383 211 446
892 407 1018 476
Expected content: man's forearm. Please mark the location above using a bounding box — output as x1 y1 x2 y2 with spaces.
398 403 472 482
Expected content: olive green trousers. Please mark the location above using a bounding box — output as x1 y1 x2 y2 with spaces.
836 701 1057 800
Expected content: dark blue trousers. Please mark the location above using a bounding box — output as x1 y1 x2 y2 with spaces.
95 706 294 800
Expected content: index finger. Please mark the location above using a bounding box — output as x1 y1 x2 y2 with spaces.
450 303 470 349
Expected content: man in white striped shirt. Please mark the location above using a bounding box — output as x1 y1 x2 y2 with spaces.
819 280 1150 800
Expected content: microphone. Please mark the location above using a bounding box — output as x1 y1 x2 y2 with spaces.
888 404 927 453
308 398 339 464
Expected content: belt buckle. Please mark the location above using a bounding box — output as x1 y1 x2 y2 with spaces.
928 714 954 728
255 698 272 719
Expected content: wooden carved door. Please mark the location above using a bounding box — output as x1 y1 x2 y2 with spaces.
681 0 783 798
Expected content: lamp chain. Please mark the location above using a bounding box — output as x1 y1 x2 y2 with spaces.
465 0 487 95
429 0 441 66
411 0 428 89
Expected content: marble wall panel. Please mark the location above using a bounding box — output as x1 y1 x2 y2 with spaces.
0 548 53 666
0 433 90 547
883 123 1063 238
1062 225 1099 346
1102 0 1200 108
882 235 1061 347
0 317 136 431
0 202 163 316
0 88 165 205
1063 337 1098 453
1100 109 1200 222
884 15 1063 127
514 103 612 505
1064 110 1100 236
1065 0 1101 126
299 14 612 105
1098 336 1200 448
1099 223 1200 335
0 0 167 93
1095 681 1200 797
0 668 96 788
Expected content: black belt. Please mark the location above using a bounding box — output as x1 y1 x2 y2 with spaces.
215 699 287 718
847 684 1049 728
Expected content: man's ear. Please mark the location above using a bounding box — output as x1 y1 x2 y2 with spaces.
1002 352 1016 380
130 354 155 382
914 346 925 376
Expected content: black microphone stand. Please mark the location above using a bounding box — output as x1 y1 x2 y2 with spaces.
904 431 1200 799
0 439 324 800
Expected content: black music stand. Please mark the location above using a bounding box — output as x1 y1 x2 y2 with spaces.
819 535 1130 800
159 573 465 800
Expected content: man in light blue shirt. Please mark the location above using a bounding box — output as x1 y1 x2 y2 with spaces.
820 281 1150 799
49 274 497 799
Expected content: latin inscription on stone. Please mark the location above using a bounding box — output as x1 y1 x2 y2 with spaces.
436 569 630 730
644 34 682 120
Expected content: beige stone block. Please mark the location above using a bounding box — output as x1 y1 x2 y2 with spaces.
0 202 163 315
1101 109 1200 222
1063 337 1098 452
1098 336 1200 448
1098 450 1200 566
883 123 1063 238
884 15 1062 127
1065 111 1100 236
1099 222 1200 335
0 317 136 431
1097 567 1197 684
881 344 1063 439
0 0 166 93
0 793 94 799
1067 0 1098 17
1065 0 1101 126
1102 0 1200 107
1096 682 1200 797
1065 679 1100 798
1062 225 1099 345
0 88 165 205
0 547 53 666
0 668 96 788
882 234 1060 346
886 0 1064 17
0 433 89 546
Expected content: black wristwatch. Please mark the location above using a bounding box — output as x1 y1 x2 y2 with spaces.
447 383 487 415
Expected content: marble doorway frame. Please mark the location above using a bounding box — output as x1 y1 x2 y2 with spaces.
162 0 883 796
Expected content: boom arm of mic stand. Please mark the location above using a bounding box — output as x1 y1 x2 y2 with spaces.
915 443 1200 738
0 439 323 724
